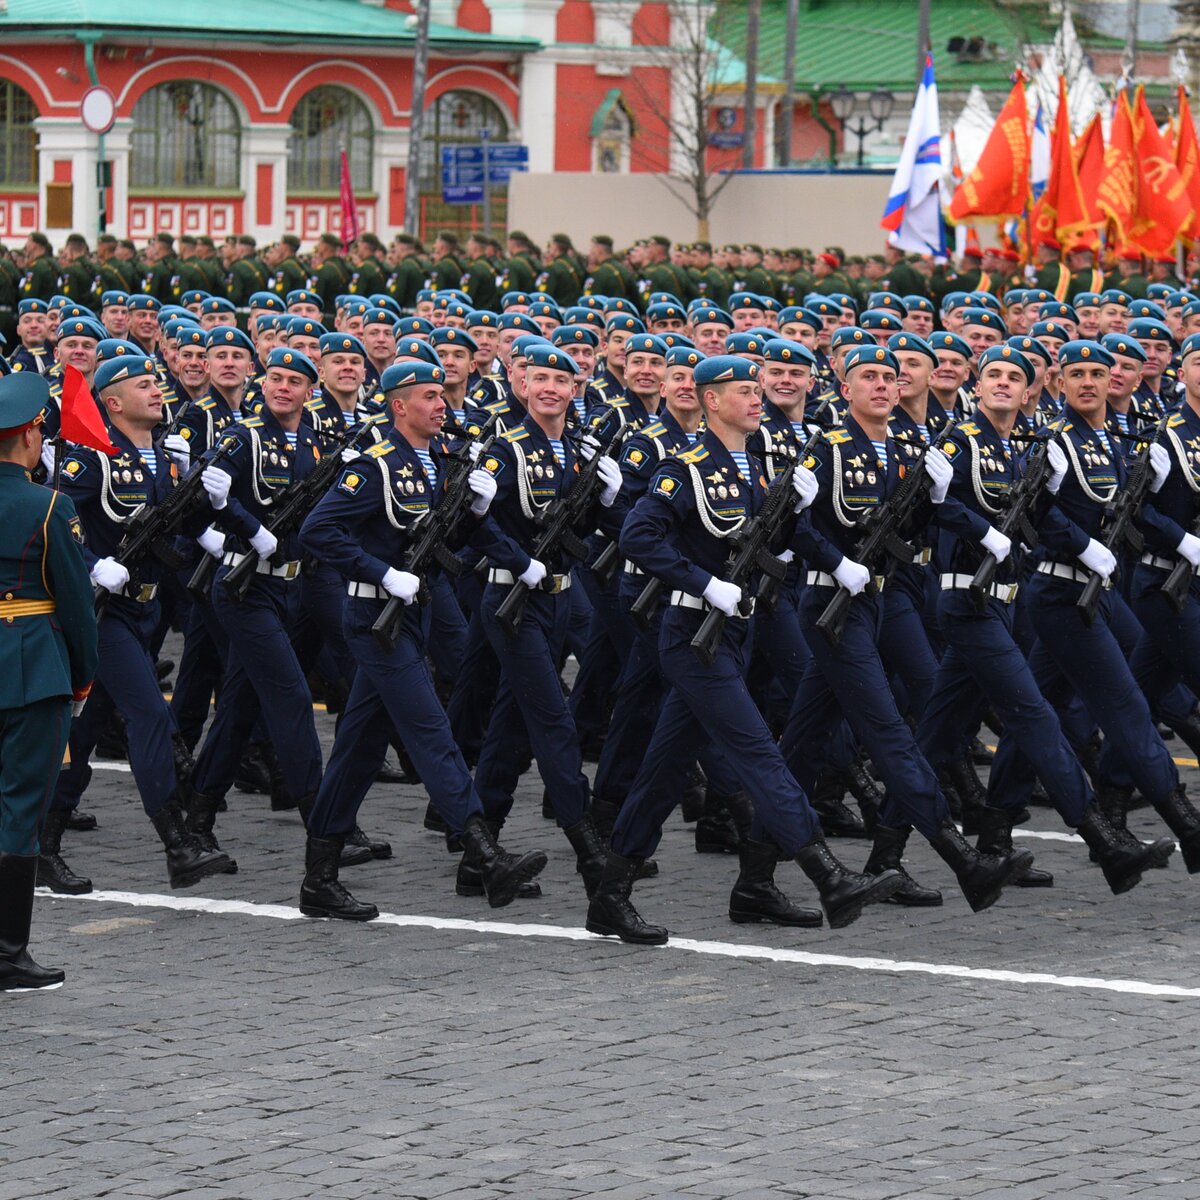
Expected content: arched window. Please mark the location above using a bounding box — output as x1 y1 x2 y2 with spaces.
130 82 241 190
418 90 511 190
591 90 634 174
0 80 38 187
288 87 373 192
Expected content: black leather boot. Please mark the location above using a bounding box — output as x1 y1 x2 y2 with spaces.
150 797 233 888
0 854 65 991
585 852 668 944
590 797 622 844
1076 804 1175 894
975 805 1052 888
928 817 1030 913
456 816 548 908
36 809 92 895
66 810 97 832
863 824 942 906
564 815 606 898
730 840 823 926
233 743 271 794
844 760 883 834
456 817 543 900
810 768 867 838
261 742 295 812
680 763 706 823
944 756 988 836
296 793 371 867
423 800 449 833
542 787 555 820
299 835 378 921
969 735 994 764
794 837 903 928
171 731 195 793
1151 785 1200 872
695 788 745 853
344 826 392 860
184 790 238 873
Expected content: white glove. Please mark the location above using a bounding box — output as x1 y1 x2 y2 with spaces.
776 548 795 565
340 447 359 463
1177 532 1200 569
980 526 1012 564
468 440 485 462
792 465 818 512
1148 443 1170 493
596 456 622 507
468 467 497 515
196 526 225 560
90 556 130 594
249 525 278 558
578 433 601 462
381 567 420 604
832 556 870 596
923 446 953 504
702 577 743 616
1078 537 1117 580
201 465 232 510
1046 441 1068 494
163 433 191 470
40 439 56 477
71 698 87 719
519 558 547 588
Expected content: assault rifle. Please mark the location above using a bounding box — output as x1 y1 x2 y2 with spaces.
816 420 957 647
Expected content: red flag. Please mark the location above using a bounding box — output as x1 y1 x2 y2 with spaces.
1130 86 1193 256
1097 90 1137 246
1029 77 1091 246
1174 85 1200 244
339 149 360 244
1074 114 1105 229
948 77 1030 222
59 365 117 455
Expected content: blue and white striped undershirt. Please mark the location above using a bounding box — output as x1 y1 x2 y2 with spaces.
138 447 158 475
916 423 930 442
730 450 751 479
1095 428 1113 455
283 431 297 450
1111 412 1130 435
549 438 566 467
572 397 588 424
870 439 888 470
413 446 438 485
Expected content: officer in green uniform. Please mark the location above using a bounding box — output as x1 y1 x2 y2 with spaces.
142 232 182 303
385 234 424 312
638 235 684 306
19 233 58 303
176 236 209 294
781 248 812 304
112 240 140 292
349 233 388 297
881 245 927 299
270 234 308 297
688 241 731 306
1031 239 1071 300
583 235 625 299
0 246 18 346
461 234 499 310
1105 248 1149 299
538 233 583 306
194 236 228 296
226 235 269 317
501 231 539 294
0 373 98 991
430 231 464 291
310 232 352 324
57 233 94 304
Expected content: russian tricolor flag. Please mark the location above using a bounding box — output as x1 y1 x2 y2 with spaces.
881 54 945 258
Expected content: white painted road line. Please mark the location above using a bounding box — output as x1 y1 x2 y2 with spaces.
42 888 1200 1001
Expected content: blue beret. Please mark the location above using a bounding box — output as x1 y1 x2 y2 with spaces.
969 292 1001 313
319 333 366 358
1030 320 1069 341
728 293 766 312
844 345 899 374
1038 302 1078 323
725 332 769 356
157 305 189 324
368 294 402 315
940 291 971 313
343 301 369 318
1073 292 1103 308
201 297 237 315
860 308 904 332
527 299 562 319
48 294 74 311
660 332 695 350
265 347 318 381
691 306 734 329
1182 332 1200 361
903 295 935 315
180 289 210 307
603 297 638 316
0 372 49 430
176 326 207 349
395 338 441 367
1183 299 1200 321
397 317 434 337
605 314 646 335
977 343 1034 384
551 324 600 349
762 339 817 368
646 291 682 307
431 327 479 352
646 302 686 322
286 317 326 339
1166 290 1196 309
525 344 580 375
1101 332 1147 363
831 326 872 352
381 360 446 391
498 312 541 334
1058 339 1115 368
511 334 552 359
161 317 201 341
887 332 937 367
362 307 396 328
961 307 1007 335
100 291 130 307
562 306 604 329
666 346 705 369
205 326 255 354
694 355 759 385
437 300 472 320
95 352 158 391
286 289 322 308
1024 289 1053 304
1003 289 1028 306
57 317 107 342
466 309 500 328
256 314 287 335
827 292 858 312
1100 289 1133 307
127 295 161 313
1007 335 1051 366
867 291 907 315
1126 318 1175 346
337 294 357 309
500 291 533 309
578 296 607 311
780 307 822 332
249 292 286 312
806 298 841 317
96 338 146 363
1146 282 1174 301
1128 299 1166 322
625 333 668 358
928 331 973 359
18 299 48 315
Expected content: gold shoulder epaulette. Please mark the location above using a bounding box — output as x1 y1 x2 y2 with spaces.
958 422 981 436
500 427 528 443
364 441 393 458
1168 412 1186 428
824 428 852 445
677 443 708 464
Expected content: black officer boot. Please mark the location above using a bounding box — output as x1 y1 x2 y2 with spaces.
694 787 744 853
184 790 238 874
344 826 392 861
261 742 296 812
150 796 233 889
171 731 195 794
299 835 379 921
589 797 623 844
0 854 65 991
810 768 867 838
1077 732 1103 786
564 815 607 898
794 837 903 928
585 852 669 945
542 787 555 820
680 763 706 822
456 817 544 900
927 817 1031 913
729 840 823 927
36 809 92 896
975 806 1052 888
969 735 994 764
66 810 97 832
233 743 271 794
944 756 988 836
423 800 449 833
296 792 372 867
457 816 549 909
1151 785 1200 873
1076 805 1175 895
863 825 942 906
844 759 883 834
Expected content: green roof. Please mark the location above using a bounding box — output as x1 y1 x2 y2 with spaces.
710 0 1114 93
0 0 539 52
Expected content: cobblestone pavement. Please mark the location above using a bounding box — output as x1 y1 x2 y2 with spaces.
5 660 1200 1199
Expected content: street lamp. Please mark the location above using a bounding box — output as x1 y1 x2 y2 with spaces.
829 87 895 167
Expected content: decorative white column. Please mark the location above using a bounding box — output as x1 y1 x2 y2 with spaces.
373 127 410 241
32 118 101 237
104 119 133 239
241 124 292 244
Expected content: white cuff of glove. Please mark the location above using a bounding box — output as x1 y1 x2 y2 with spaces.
1045 442 1068 495
381 566 420 604
701 577 742 617
980 526 1012 564
1078 537 1116 579
1177 532 1200 569
196 526 225 560
249 526 278 558
519 559 547 588
832 556 870 596
1148 443 1171 493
